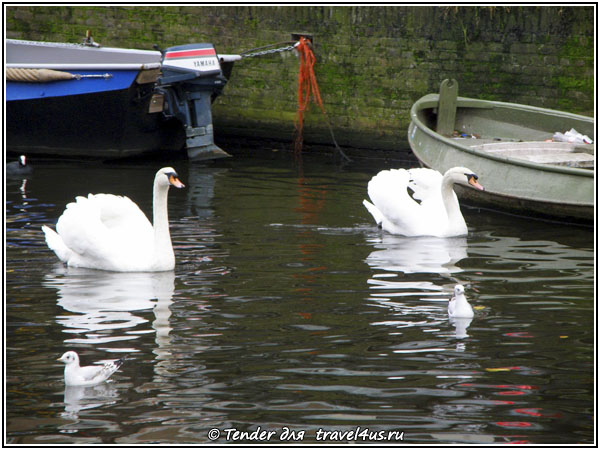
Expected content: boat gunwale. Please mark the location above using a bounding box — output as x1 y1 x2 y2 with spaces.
6 39 163 71
409 93 594 179
6 38 162 57
411 149 591 207
6 63 162 70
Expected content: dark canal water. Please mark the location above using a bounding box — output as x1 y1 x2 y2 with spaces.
5 151 595 444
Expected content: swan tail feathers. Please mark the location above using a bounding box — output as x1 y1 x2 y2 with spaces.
42 225 72 263
363 200 384 227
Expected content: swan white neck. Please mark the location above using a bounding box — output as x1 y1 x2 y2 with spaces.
152 179 174 266
441 174 464 226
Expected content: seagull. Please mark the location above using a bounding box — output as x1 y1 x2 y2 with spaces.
58 351 124 386
448 284 474 318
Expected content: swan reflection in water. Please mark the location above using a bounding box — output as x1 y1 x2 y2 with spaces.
44 267 174 345
44 267 176 415
365 234 473 340
365 235 468 275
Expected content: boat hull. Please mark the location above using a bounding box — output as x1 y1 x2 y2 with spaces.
408 93 594 223
7 79 185 159
6 39 186 159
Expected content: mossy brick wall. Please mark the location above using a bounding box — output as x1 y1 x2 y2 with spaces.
6 6 594 152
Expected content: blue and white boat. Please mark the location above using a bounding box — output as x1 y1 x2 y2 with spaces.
6 37 237 160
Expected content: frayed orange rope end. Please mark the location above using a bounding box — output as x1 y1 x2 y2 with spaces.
294 37 325 157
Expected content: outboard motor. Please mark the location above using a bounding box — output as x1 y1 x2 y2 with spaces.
157 43 231 160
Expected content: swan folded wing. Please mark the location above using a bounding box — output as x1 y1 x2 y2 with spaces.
56 194 153 266
408 168 462 225
406 168 445 206
410 168 461 217
368 169 413 212
90 194 152 231
367 169 426 233
406 168 440 198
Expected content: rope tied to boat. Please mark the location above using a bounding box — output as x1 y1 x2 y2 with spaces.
240 41 297 59
294 37 351 162
6 68 112 83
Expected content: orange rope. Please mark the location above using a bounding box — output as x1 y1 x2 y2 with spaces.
294 37 325 156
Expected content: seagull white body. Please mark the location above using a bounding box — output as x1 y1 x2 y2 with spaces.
363 167 484 237
58 351 123 387
448 284 474 318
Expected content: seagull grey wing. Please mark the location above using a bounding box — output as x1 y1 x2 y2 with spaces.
78 364 106 382
97 359 124 382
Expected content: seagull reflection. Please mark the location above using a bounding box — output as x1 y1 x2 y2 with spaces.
61 383 119 419
450 317 473 340
44 268 174 347
365 234 473 347
366 235 468 274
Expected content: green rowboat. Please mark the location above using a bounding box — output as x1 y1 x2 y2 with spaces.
408 79 594 224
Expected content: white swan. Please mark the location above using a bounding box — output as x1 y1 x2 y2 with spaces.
363 166 484 237
42 167 184 272
448 284 474 318
58 351 123 386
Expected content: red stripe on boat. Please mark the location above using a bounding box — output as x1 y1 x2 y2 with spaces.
165 49 216 59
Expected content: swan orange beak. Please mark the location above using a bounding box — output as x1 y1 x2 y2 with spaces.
468 175 484 191
169 174 185 189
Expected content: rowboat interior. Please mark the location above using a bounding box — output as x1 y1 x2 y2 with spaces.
409 80 594 224
461 140 594 169
421 78 596 171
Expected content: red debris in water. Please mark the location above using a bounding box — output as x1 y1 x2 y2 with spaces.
496 385 538 390
514 408 562 418
504 332 534 338
515 408 543 417
496 421 533 428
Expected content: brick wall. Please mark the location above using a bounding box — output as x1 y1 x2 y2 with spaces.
6 6 594 152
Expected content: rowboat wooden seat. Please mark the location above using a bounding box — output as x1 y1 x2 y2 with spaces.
470 141 595 169
510 152 594 168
